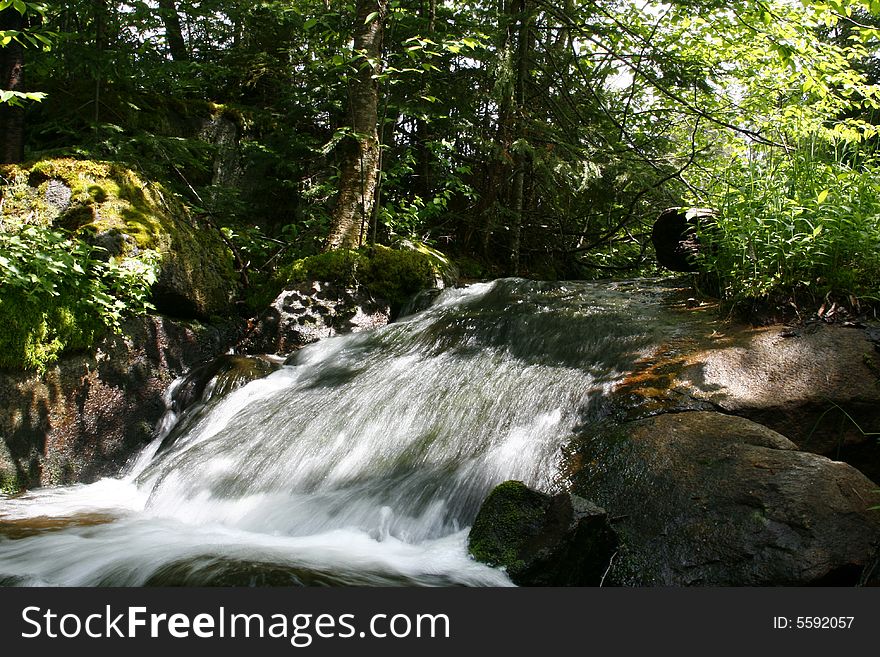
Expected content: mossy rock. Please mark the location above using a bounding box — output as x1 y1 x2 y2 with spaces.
468 481 550 571
0 462 23 496
0 288 103 372
277 243 454 313
468 480 617 586
1 158 236 318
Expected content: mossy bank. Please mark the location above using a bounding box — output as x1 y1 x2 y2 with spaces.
0 158 238 371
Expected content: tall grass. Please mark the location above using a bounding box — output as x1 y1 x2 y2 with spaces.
697 138 880 308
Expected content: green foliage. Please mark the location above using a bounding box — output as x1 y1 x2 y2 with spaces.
12 0 880 301
0 224 158 371
0 0 52 107
0 473 20 495
693 140 880 307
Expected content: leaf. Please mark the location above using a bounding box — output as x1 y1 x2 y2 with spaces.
364 11 379 24
816 189 829 204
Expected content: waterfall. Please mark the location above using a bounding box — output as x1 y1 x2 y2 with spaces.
0 278 673 586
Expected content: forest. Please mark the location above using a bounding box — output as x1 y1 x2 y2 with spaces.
2 0 880 373
2 1 880 590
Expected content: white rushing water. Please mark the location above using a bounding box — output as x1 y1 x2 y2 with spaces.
0 278 675 586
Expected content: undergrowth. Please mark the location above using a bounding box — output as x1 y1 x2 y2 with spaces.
692 138 880 314
0 225 158 371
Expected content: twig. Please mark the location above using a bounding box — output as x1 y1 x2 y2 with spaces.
599 550 618 587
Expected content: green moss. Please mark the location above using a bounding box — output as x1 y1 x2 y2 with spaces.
9 158 195 254
0 471 23 496
4 158 237 320
467 480 548 570
280 248 361 286
359 245 438 307
277 243 447 311
0 289 103 373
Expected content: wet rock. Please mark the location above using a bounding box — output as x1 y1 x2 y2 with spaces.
157 354 279 453
0 315 243 493
170 354 278 412
568 411 880 586
676 323 880 481
468 480 617 586
239 280 390 356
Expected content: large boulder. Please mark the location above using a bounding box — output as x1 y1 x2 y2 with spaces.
238 280 390 356
651 207 715 272
0 158 237 318
468 480 617 586
568 411 880 586
608 302 880 483
675 323 880 482
0 315 242 494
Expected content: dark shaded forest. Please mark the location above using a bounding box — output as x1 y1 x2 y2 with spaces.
2 0 880 369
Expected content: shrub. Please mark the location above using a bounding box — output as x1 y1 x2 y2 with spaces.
694 140 880 308
0 225 158 371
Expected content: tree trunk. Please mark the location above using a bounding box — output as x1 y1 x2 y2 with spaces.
508 1 533 275
325 0 388 251
93 0 105 128
158 0 188 62
0 8 25 164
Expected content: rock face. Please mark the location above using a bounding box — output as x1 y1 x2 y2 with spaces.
678 325 880 475
619 314 880 483
1 158 237 319
568 412 880 586
468 481 617 586
0 315 242 493
239 280 391 356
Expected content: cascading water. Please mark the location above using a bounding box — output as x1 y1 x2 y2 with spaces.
0 278 679 586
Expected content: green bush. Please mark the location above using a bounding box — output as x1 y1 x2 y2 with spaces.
0 225 158 371
694 140 880 307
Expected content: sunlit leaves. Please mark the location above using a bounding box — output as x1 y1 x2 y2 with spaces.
0 89 45 105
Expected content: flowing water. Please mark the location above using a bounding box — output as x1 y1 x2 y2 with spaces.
0 278 684 586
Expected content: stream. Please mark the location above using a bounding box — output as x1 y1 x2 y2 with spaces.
0 278 687 586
